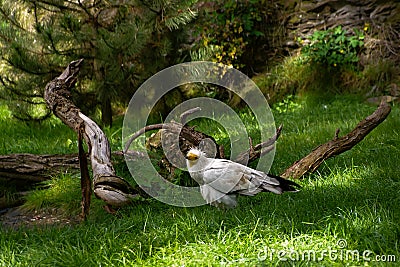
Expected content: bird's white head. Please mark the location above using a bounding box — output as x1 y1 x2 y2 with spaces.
185 148 203 162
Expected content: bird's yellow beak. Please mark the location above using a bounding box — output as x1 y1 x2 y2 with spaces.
186 152 199 161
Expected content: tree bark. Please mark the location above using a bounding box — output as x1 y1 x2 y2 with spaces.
0 152 124 184
78 125 91 220
0 153 79 183
44 59 138 212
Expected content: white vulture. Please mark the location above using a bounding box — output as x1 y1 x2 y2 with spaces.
185 148 300 208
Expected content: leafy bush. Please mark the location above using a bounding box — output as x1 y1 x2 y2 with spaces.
300 26 365 69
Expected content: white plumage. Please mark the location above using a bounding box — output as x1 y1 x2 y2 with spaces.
185 148 300 208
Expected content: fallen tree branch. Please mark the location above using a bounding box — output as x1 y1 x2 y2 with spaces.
44 59 138 214
0 153 79 183
124 119 224 158
180 107 202 124
4 95 391 202
281 100 391 179
0 151 133 184
234 124 283 164
126 112 281 166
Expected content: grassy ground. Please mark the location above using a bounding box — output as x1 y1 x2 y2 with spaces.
0 94 399 266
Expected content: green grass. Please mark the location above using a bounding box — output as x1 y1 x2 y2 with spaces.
0 104 77 155
1 95 399 266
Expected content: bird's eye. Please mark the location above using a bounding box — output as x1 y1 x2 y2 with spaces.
186 153 198 160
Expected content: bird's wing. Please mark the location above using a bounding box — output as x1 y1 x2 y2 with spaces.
203 159 287 195
202 159 279 195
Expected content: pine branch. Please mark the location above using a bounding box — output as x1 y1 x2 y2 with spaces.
164 8 197 30
32 0 81 13
0 7 26 31
140 0 162 15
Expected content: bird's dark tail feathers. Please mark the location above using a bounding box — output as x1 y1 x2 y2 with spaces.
266 174 301 193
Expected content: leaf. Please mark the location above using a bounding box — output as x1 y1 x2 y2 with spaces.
251 30 264 37
334 26 342 35
350 39 360 48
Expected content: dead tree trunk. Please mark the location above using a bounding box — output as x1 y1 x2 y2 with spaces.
44 59 138 215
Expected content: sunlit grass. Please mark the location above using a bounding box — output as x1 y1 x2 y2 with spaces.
21 174 82 214
1 95 399 266
0 104 77 155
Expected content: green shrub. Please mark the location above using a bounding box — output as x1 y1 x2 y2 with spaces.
300 26 365 70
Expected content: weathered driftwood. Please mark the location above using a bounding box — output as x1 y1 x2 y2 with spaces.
125 108 282 166
281 100 391 179
124 121 224 158
124 107 226 162
2 99 391 187
44 59 138 215
234 124 283 165
0 152 132 183
0 153 79 183
78 125 91 220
